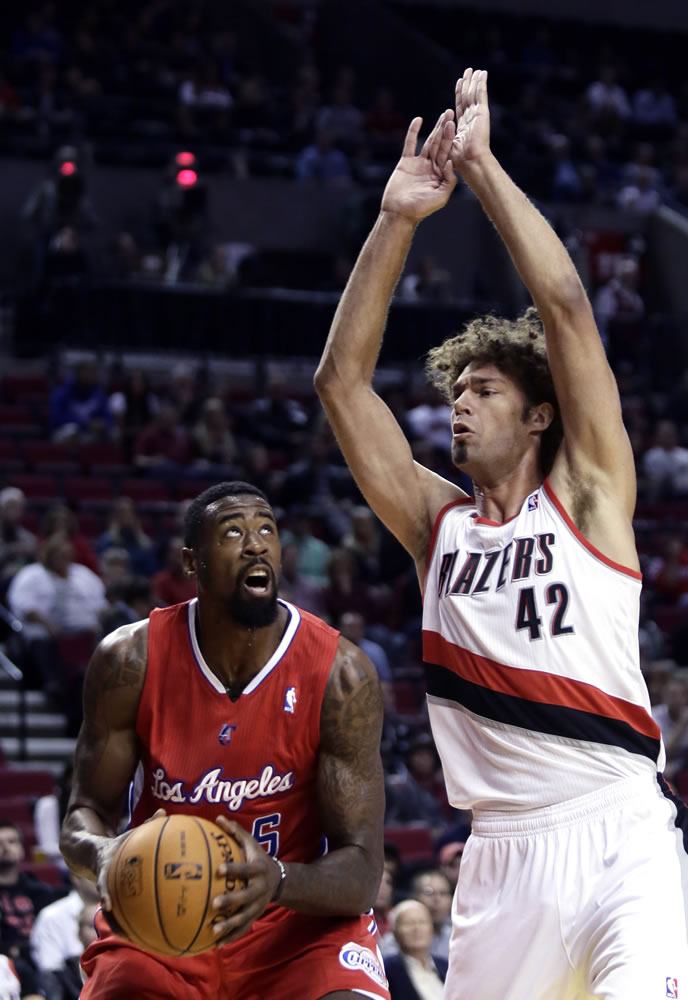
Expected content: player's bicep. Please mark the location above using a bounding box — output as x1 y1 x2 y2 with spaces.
544 306 636 505
69 626 147 825
317 642 385 855
318 382 460 559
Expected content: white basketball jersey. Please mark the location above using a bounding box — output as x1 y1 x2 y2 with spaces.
422 478 662 811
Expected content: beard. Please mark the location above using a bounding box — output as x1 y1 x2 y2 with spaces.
0 858 17 873
230 573 279 628
451 439 469 467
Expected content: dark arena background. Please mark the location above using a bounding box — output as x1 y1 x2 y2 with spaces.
2 0 688 990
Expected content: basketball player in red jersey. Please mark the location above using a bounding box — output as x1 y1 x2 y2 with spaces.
60 481 391 1000
315 70 688 999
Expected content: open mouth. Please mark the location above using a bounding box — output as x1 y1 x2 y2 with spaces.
453 423 472 438
242 566 272 596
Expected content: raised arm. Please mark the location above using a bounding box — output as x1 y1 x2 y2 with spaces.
315 114 465 568
209 639 386 941
451 69 636 521
59 622 147 901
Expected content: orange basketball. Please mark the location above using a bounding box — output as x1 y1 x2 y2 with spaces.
107 814 245 957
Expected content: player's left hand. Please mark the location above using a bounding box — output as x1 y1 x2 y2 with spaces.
451 67 491 171
210 815 282 946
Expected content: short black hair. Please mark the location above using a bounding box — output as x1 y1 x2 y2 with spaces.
183 481 271 549
0 820 22 838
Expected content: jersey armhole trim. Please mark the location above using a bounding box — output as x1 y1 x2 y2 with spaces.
422 497 475 600
542 477 642 580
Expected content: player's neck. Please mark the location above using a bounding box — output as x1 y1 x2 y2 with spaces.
472 465 544 523
194 600 289 692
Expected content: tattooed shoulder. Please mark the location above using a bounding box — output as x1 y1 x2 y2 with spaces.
320 638 383 756
99 620 148 692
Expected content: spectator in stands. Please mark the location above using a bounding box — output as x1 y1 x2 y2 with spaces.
280 506 332 588
133 401 192 471
108 370 159 454
323 546 388 623
339 611 393 690
39 506 99 576
384 737 447 838
585 64 631 124
315 82 363 154
281 428 354 540
295 130 352 185
0 489 37 585
238 442 280 499
100 576 153 635
49 362 112 443
642 420 688 499
278 542 327 618
638 591 665 665
152 537 195 607
6 532 106 696
364 88 406 160
593 255 645 353
164 363 204 428
408 870 453 961
95 499 157 577
652 670 688 780
548 134 584 202
399 255 453 304
191 397 238 473
178 62 232 140
406 384 453 453
632 79 677 140
0 820 67 999
383 899 448 998
99 547 131 594
646 532 688 605
373 863 396 940
30 872 98 1000
436 839 466 892
246 373 310 452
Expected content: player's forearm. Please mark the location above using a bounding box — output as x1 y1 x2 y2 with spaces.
460 152 588 323
277 844 381 916
315 211 416 393
60 805 114 881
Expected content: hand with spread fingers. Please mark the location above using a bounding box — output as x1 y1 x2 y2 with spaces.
210 815 282 947
452 67 491 172
380 109 457 223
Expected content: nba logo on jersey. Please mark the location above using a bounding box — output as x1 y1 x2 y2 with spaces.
283 686 297 713
666 977 679 998
527 491 539 511
218 724 236 745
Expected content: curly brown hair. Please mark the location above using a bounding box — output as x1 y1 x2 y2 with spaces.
425 306 563 476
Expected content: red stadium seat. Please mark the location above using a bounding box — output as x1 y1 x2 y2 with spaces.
64 476 115 504
0 769 55 798
383 825 435 865
0 797 35 825
0 439 22 473
19 862 65 885
2 375 50 402
22 441 79 473
120 478 169 503
10 474 60 499
79 442 126 469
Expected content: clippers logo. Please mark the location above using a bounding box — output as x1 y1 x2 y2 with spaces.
528 492 539 511
338 943 388 987
667 978 679 998
283 686 297 714
218 724 236 745
163 862 203 880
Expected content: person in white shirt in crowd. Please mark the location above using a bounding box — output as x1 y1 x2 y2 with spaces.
30 873 99 998
0 488 37 583
585 65 631 121
593 255 644 350
384 899 448 1000
642 420 688 499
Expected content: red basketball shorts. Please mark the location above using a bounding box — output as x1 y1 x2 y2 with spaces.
81 907 390 1000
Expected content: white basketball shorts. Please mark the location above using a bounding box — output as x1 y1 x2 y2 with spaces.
445 772 688 1000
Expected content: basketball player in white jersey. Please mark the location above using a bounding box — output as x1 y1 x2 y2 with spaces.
315 68 688 1000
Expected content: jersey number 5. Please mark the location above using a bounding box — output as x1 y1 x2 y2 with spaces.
252 813 281 857
516 583 574 641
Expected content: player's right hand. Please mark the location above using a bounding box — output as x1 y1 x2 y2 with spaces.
96 808 166 930
380 111 457 224
451 68 491 171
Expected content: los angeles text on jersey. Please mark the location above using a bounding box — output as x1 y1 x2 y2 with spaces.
150 764 295 811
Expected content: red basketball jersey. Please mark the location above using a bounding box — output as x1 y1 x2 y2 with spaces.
130 597 337 869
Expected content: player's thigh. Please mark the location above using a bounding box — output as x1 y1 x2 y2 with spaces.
587 851 688 999
446 833 578 1000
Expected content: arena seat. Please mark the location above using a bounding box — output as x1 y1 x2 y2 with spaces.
22 441 79 473
383 825 435 865
120 478 170 503
0 796 35 825
64 476 115 505
19 861 65 885
10 474 59 499
0 768 55 798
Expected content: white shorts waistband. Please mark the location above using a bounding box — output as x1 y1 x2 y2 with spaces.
471 772 656 838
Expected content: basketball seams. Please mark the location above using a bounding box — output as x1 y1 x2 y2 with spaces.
154 816 177 954
110 834 161 954
182 817 215 956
